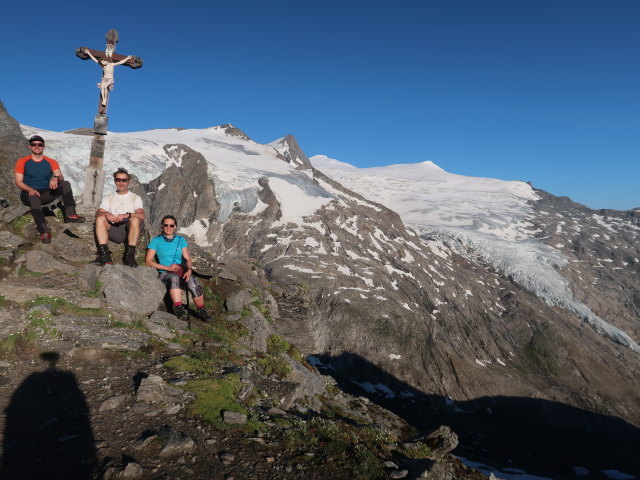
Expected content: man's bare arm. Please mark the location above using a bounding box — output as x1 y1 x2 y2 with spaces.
49 168 63 189
15 172 39 196
130 208 145 220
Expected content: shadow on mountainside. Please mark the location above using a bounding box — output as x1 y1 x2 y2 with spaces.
0 352 98 480
313 352 640 480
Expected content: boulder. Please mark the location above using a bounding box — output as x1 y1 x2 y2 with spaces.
222 410 247 425
225 289 257 312
1 205 30 224
99 395 127 412
0 230 28 249
98 264 165 315
417 425 459 461
238 305 274 353
51 232 96 262
135 374 191 413
77 264 99 292
278 356 327 409
157 426 196 457
25 249 69 273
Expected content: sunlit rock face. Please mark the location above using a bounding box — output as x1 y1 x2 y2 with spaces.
0 103 29 202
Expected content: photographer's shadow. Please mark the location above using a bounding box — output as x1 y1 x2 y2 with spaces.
0 352 98 480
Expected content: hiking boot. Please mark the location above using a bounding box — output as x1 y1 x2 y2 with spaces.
123 245 138 268
174 305 189 321
95 244 113 265
198 307 211 322
64 213 86 223
40 232 52 244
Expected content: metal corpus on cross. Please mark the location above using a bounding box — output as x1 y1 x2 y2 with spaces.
75 29 143 207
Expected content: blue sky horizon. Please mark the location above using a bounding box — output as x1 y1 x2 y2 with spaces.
1 0 638 210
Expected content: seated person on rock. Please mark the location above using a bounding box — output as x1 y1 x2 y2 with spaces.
14 135 85 243
145 215 211 322
94 168 145 267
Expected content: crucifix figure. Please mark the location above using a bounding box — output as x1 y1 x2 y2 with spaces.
75 29 143 208
76 29 143 120
84 49 132 111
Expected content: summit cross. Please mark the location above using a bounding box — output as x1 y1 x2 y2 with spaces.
74 29 143 208
76 29 143 130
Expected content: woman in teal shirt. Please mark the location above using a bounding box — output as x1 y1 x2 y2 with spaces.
146 215 210 322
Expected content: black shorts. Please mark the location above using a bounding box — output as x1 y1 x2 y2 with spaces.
108 219 129 244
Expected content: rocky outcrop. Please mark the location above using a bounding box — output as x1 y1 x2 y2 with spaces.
530 188 640 347
98 264 166 315
0 102 28 203
257 176 282 221
142 144 219 233
270 134 313 169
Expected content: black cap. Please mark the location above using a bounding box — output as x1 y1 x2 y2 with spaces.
28 135 45 145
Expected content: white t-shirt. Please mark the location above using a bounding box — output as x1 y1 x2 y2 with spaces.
99 191 144 215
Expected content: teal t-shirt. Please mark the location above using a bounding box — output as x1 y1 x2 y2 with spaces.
147 235 188 272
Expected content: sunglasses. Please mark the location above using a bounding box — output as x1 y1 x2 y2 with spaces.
115 178 129 183
30 142 44 147
162 223 176 228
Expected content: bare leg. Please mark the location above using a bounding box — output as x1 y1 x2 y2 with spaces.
193 295 205 304
169 289 183 304
126 217 141 245
95 216 111 244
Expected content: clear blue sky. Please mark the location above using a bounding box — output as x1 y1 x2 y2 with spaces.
2 0 638 210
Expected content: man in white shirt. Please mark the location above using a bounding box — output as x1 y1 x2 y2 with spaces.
94 168 145 266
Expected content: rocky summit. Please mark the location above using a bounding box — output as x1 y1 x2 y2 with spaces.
0 102 639 480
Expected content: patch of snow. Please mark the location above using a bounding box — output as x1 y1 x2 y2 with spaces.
354 381 397 399
179 219 211 247
456 456 554 480
284 265 322 274
601 470 636 480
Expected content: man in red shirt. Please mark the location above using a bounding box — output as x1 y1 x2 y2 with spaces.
14 135 85 243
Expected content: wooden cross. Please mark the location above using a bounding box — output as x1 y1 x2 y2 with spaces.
74 29 143 208
76 29 143 120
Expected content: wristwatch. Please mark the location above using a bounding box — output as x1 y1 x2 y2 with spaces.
127 213 132 218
